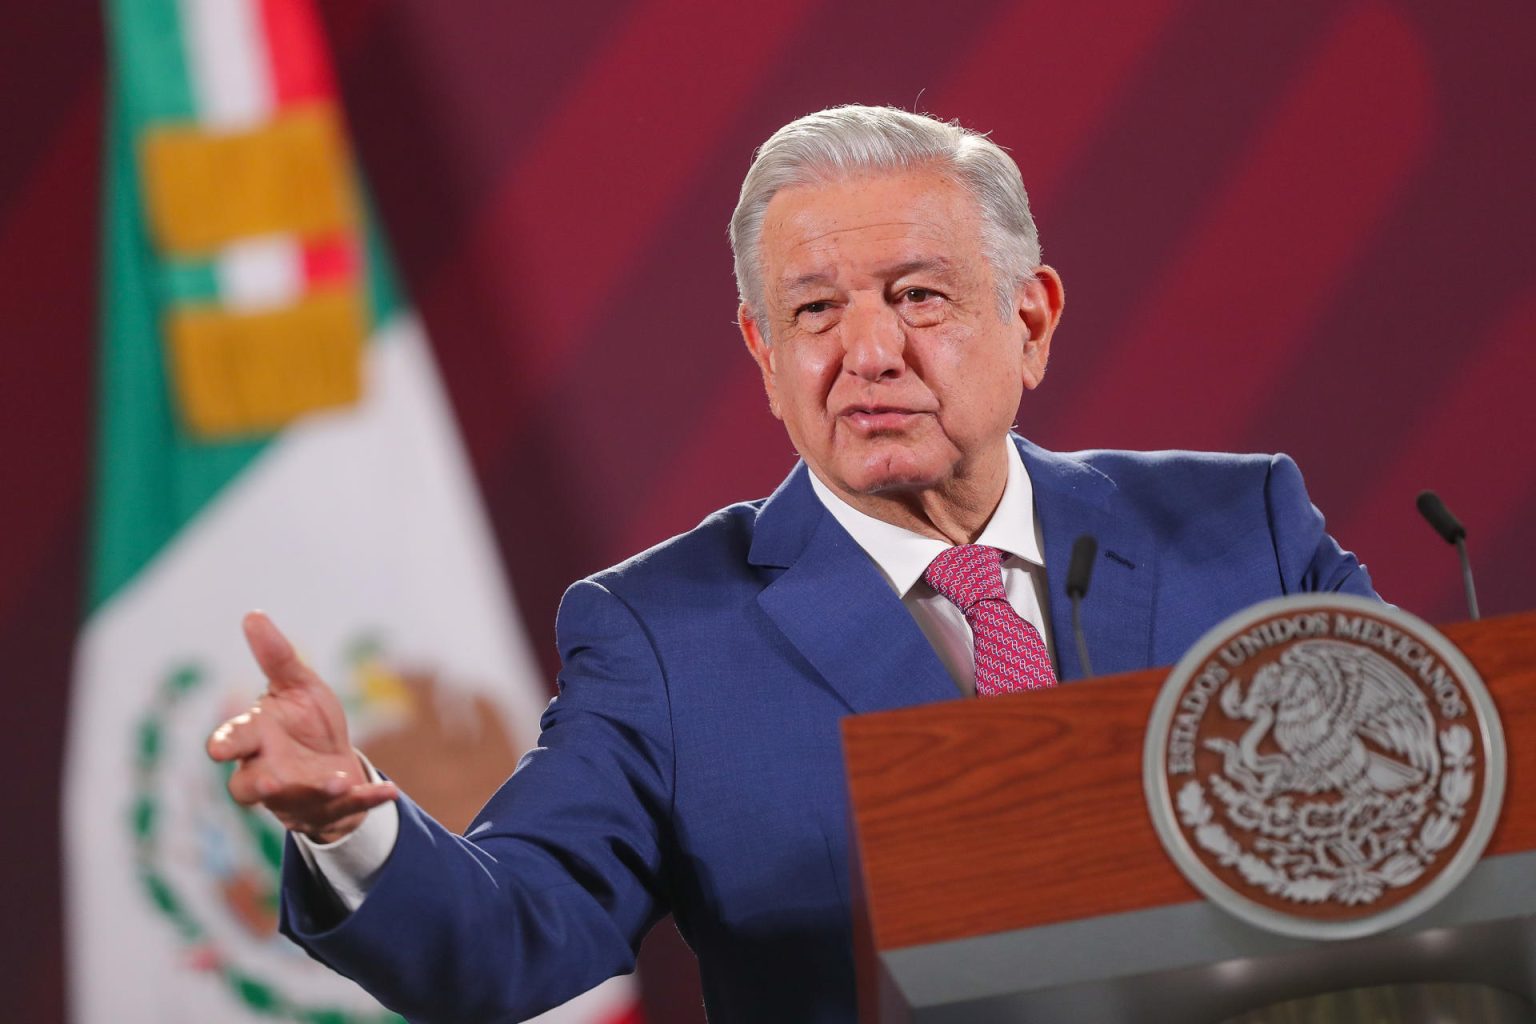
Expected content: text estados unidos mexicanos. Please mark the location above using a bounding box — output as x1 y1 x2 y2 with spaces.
1165 613 1466 775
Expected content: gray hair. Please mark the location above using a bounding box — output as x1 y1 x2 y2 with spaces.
729 105 1042 333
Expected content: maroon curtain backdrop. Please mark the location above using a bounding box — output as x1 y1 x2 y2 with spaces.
4 2 1533 1020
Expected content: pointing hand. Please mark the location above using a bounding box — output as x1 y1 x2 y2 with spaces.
206 611 397 844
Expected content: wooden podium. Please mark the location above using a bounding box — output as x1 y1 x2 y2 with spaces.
842 611 1536 1023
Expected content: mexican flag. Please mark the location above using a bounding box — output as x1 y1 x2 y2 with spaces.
64 2 641 1022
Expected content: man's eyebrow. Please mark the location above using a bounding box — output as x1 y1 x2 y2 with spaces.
778 258 959 296
881 257 958 280
779 271 836 295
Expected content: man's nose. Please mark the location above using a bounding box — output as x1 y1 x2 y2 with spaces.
841 301 906 381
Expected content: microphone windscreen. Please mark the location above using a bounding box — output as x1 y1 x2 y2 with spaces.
1416 490 1466 544
1067 535 1098 598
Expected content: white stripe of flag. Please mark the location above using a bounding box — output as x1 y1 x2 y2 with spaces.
179 0 273 129
216 234 304 311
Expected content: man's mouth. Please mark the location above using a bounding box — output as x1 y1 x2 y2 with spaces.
839 406 927 432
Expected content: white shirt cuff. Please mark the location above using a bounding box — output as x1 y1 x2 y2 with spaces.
291 752 400 913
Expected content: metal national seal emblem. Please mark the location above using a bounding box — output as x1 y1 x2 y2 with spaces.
1144 594 1506 939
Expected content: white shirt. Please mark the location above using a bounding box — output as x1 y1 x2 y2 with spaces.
302 439 1054 905
293 755 397 911
806 439 1055 694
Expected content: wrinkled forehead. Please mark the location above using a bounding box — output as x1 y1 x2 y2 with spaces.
758 170 988 293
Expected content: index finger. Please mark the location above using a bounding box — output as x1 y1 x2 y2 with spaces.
242 611 324 695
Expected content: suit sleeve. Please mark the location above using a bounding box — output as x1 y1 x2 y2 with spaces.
279 578 674 1023
1265 453 1378 598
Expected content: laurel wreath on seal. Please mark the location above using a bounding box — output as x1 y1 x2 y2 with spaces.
131 662 404 1024
1176 725 1477 906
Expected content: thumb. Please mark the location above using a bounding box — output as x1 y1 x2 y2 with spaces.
243 611 326 696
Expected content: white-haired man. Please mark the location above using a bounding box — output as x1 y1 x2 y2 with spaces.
210 105 1374 1023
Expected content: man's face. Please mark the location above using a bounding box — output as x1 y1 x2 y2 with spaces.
741 168 1063 502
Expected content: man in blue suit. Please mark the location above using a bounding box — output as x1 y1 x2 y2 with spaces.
209 106 1373 1022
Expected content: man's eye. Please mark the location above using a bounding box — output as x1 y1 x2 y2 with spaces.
796 301 832 316
902 288 939 303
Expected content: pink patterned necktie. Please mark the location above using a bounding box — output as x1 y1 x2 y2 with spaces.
924 544 1058 696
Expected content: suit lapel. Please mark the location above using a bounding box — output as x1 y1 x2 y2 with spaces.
750 465 959 715
1018 438 1156 680
747 440 1159 703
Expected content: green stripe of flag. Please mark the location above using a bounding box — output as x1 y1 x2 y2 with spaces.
105 0 197 125
89 87 268 610
159 259 219 306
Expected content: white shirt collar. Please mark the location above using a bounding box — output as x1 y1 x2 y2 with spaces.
806 439 1044 597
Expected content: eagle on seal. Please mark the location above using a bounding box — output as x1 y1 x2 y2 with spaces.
1206 640 1439 798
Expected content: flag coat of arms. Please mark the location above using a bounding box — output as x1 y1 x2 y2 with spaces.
65 2 640 1021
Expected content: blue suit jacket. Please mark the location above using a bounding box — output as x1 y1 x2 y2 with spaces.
282 437 1375 1023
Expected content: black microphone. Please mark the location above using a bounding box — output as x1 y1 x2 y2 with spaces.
1416 490 1479 620
1416 491 1465 544
1066 535 1098 677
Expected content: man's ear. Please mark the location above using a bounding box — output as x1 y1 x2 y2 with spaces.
1016 265 1065 391
739 303 782 420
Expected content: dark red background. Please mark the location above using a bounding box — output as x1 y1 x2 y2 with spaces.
5 2 1534 1020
